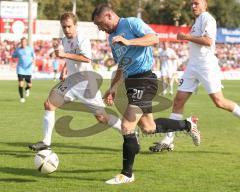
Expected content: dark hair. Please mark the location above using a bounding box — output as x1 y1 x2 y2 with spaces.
60 12 78 25
91 4 112 21
21 37 27 41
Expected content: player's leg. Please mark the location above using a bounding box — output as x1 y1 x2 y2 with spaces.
149 67 197 152
106 105 142 184
197 65 240 118
161 67 168 95
29 98 57 151
149 90 193 152
53 69 57 81
25 75 32 97
76 83 122 132
94 111 122 132
137 110 200 146
209 91 240 117
29 80 70 151
17 74 25 102
167 69 174 95
162 76 168 95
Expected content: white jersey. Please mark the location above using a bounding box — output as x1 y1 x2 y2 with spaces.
189 12 217 64
62 33 93 76
179 12 222 94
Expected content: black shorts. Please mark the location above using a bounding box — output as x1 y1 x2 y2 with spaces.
18 74 32 83
125 70 158 114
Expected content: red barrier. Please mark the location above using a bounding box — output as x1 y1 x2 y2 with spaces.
149 24 191 42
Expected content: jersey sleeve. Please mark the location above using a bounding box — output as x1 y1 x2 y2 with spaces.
201 14 216 40
128 17 156 37
77 37 92 60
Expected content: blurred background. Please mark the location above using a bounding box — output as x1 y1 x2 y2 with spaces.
1 0 240 80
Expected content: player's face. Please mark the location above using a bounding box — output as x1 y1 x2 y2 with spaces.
61 18 77 39
191 0 207 16
94 12 115 34
21 39 27 48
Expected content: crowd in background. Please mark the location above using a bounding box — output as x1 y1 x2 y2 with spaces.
1 39 240 73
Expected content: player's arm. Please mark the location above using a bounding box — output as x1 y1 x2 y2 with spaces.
177 32 213 46
112 18 159 47
55 50 91 63
112 33 159 47
103 66 123 105
60 62 67 81
110 65 123 91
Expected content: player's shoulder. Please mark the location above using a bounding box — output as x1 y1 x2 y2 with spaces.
76 32 90 43
199 12 216 22
125 17 143 24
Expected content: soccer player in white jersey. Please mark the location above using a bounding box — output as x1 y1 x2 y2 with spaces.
159 42 178 95
149 0 240 152
29 12 122 151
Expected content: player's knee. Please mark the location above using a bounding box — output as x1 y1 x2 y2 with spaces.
19 82 24 87
139 122 156 134
27 83 32 88
44 100 54 110
121 121 134 135
141 128 155 134
95 114 108 124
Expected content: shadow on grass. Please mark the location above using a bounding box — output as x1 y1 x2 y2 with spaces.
140 150 233 155
0 150 33 158
0 178 37 183
0 142 121 154
0 142 234 156
0 167 121 182
0 99 15 102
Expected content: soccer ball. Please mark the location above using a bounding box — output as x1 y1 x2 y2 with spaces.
34 149 59 174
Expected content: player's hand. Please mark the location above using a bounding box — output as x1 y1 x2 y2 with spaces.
60 69 67 81
177 32 188 40
112 35 130 46
55 49 65 58
103 88 116 106
52 42 59 50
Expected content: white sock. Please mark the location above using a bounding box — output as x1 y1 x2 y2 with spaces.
164 113 183 141
107 114 122 132
42 110 55 146
232 104 240 118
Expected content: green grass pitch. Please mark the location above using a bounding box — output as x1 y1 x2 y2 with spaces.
0 80 239 192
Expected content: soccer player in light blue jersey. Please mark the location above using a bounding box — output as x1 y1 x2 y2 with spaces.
93 4 201 184
12 37 35 103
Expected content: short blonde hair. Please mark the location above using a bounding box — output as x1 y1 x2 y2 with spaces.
60 12 78 25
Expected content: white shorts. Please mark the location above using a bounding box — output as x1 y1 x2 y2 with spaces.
49 72 105 115
178 62 222 94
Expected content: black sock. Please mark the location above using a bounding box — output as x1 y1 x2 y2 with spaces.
154 118 191 133
121 133 140 178
18 86 24 98
25 85 31 91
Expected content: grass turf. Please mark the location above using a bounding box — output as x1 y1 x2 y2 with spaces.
0 80 239 192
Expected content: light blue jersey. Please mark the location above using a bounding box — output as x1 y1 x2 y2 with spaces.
52 59 59 70
13 46 35 75
109 17 156 77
